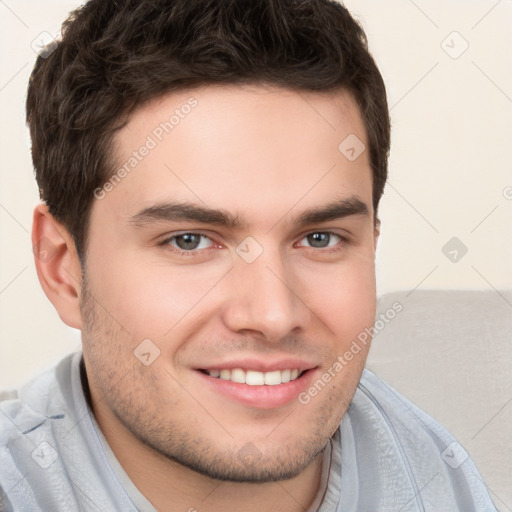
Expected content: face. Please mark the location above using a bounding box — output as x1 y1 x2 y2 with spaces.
80 84 378 482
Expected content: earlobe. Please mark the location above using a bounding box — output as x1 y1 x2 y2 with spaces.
32 203 83 330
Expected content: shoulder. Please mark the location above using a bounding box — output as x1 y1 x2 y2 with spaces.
354 369 479 470
0 352 80 510
0 351 142 511
356 369 455 438
336 369 498 511
0 352 77 439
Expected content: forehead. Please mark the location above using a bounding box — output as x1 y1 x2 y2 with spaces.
96 84 373 228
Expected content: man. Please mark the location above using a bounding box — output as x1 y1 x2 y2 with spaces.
0 0 497 510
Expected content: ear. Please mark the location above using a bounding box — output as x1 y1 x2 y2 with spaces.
32 203 83 329
373 217 381 251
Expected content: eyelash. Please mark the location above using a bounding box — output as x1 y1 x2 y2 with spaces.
157 231 349 257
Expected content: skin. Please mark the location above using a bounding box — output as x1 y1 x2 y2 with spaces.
33 84 379 512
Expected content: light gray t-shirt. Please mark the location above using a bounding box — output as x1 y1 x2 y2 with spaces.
0 351 497 511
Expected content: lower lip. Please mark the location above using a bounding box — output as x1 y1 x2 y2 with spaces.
196 369 317 409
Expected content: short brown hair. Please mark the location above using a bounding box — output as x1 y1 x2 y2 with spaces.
26 0 390 263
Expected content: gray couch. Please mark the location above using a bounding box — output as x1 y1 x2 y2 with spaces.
367 290 512 510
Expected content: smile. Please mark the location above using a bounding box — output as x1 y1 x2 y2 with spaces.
201 368 304 385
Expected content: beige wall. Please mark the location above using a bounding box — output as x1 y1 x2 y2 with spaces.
1 1 511 389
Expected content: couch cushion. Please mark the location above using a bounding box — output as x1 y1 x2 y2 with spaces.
366 289 512 510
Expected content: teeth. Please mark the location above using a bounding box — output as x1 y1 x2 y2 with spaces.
204 368 303 385
264 370 281 386
231 368 246 384
246 370 265 385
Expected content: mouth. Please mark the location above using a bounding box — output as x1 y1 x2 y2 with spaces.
199 368 305 386
195 364 316 409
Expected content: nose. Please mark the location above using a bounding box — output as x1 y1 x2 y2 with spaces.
220 246 311 342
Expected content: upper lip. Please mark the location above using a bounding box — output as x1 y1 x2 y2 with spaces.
196 358 318 373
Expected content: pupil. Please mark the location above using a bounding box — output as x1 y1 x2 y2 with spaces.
308 233 329 248
177 234 200 250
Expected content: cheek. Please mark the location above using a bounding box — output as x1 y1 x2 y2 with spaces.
300 256 377 342
87 252 229 341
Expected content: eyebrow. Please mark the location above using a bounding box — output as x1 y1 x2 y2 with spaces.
129 196 369 230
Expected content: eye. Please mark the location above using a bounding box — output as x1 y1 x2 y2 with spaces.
296 232 345 250
160 232 215 253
